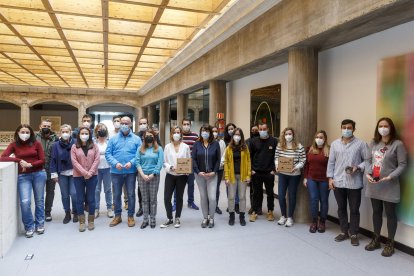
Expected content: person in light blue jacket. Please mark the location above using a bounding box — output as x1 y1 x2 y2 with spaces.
136 129 164 229
105 116 141 228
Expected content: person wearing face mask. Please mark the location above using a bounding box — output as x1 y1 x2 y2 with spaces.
50 124 78 224
303 130 330 233
136 129 164 229
275 127 306 227
327 119 369 246
1 124 46 238
224 128 251 226
161 127 191 228
212 126 226 215
249 122 278 222
192 125 221 228
245 125 259 215
364 117 407 257
94 123 114 219
109 115 121 139
223 123 240 214
71 127 100 232
106 116 142 228
72 114 94 139
35 119 58 222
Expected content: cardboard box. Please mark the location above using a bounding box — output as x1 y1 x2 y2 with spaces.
176 158 192 174
278 156 294 173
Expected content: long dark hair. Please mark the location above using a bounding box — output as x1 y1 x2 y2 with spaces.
373 117 397 144
224 123 236 145
199 124 214 143
139 129 159 154
75 127 94 149
14 124 36 146
229 128 247 151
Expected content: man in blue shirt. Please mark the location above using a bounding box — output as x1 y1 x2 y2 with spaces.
106 116 142 228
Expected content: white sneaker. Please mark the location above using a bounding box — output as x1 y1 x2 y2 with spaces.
107 209 114 218
95 210 99 218
25 229 34 238
285 217 294 227
174 218 181 228
277 216 287 225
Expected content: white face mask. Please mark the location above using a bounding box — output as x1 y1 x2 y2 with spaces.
19 133 30 141
61 133 71 140
201 131 209 140
139 123 148 132
233 135 241 143
172 133 181 141
285 134 293 142
80 134 89 142
82 122 91 128
113 122 120 129
228 129 234 136
378 127 390 137
342 129 353 138
213 132 218 138
259 130 268 138
182 125 190 132
315 138 324 146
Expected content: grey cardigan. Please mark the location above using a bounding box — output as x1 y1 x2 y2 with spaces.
365 139 408 203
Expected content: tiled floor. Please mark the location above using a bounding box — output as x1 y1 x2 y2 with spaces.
1 170 413 276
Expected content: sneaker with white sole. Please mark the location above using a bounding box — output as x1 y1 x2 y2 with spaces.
107 209 114 218
174 218 181 228
160 219 174 228
277 216 287 225
25 229 34 238
285 217 294 227
36 226 45 235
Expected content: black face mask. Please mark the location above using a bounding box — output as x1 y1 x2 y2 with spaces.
41 128 51 135
251 132 259 138
145 136 154 144
97 129 107 137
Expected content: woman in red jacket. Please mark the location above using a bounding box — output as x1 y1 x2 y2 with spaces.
0 124 46 238
303 130 330 233
71 127 100 232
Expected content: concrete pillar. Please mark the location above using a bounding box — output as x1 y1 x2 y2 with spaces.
176 94 187 126
78 102 86 127
159 100 168 147
20 102 30 125
287 47 318 223
147 105 156 126
209 80 227 126
134 107 145 132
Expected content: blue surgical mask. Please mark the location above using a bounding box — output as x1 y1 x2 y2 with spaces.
342 129 353 138
201 131 210 140
120 124 130 133
259 130 268 138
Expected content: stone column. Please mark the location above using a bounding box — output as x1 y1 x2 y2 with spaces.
159 100 168 147
135 106 145 132
176 94 187 126
287 47 318 223
209 80 226 126
147 105 156 126
20 102 30 125
78 102 86 127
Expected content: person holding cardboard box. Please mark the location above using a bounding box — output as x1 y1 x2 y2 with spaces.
275 127 306 227
160 126 191 228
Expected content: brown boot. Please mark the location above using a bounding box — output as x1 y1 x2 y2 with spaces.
109 215 122 227
365 234 381 251
128 216 136 227
78 215 86 232
381 239 395 257
88 215 95 231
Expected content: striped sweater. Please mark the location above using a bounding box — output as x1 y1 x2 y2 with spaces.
274 143 306 176
182 131 199 153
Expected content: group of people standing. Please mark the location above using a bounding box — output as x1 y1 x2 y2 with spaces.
0 114 407 257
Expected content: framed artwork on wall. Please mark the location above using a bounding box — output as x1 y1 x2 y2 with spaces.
41 116 61 134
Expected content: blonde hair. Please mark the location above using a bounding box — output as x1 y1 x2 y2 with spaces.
94 123 108 138
279 127 298 150
309 130 330 157
60 124 72 131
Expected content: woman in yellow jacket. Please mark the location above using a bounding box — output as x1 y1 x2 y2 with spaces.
224 128 251 226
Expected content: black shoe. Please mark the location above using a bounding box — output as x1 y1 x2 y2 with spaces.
215 206 222 215
63 211 71 224
45 212 52 222
239 212 246 226
235 204 240 214
229 212 235 226
160 219 174 228
334 233 350 242
208 218 215 228
201 219 208 228
350 235 359 246
135 208 143 217
72 214 79 223
140 221 149 229
150 219 156 229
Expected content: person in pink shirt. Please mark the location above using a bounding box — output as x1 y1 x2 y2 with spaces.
71 127 100 232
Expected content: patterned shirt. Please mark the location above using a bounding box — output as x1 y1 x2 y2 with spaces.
182 131 199 153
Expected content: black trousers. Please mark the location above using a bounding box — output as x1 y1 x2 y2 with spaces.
164 174 187 219
45 171 55 213
371 198 397 239
334 188 362 235
252 172 274 213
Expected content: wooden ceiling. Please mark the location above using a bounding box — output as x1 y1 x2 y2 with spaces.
0 0 232 91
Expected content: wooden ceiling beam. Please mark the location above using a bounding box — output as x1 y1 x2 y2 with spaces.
102 0 109 88
0 68 30 85
109 0 220 14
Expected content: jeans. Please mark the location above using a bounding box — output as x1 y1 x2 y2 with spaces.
278 174 301 218
174 172 195 205
45 171 56 213
58 175 77 214
112 173 136 217
95 168 113 210
164 174 187 219
195 174 218 219
18 171 46 231
371 198 397 239
306 178 330 221
74 175 97 215
252 172 275 213
334 187 362 235
227 175 247 213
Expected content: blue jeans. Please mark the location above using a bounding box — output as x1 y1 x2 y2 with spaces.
74 175 97 215
95 168 113 210
307 178 330 220
174 172 195 205
58 175 77 214
18 171 46 231
278 174 301 218
112 173 136 217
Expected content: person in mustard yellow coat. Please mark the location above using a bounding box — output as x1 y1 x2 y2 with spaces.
224 128 251 226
